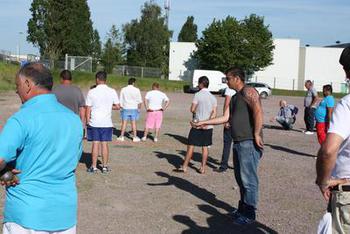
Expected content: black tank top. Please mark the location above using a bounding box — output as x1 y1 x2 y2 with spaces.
229 87 254 142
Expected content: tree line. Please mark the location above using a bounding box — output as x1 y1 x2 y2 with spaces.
27 0 274 76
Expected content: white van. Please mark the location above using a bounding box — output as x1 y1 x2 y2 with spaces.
190 70 227 93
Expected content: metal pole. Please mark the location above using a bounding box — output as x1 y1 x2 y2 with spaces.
65 54 68 70
293 79 295 90
141 67 144 78
274 77 276 89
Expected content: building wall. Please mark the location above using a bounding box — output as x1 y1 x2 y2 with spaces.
168 42 197 81
254 39 300 90
303 47 346 93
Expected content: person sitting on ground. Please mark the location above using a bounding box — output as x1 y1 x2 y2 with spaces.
271 100 298 130
142 82 170 142
315 84 335 145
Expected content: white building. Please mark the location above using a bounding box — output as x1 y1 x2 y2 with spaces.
169 39 348 93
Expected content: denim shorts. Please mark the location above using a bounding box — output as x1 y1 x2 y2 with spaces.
120 109 139 121
87 126 113 142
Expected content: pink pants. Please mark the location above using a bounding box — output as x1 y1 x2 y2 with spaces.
145 111 163 129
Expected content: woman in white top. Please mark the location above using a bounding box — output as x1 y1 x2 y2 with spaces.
142 83 170 142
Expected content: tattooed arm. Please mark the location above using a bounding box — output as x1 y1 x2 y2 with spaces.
242 87 264 148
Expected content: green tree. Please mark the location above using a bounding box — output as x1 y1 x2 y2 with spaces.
27 0 94 61
91 29 102 71
193 15 274 73
100 25 123 73
123 1 172 75
178 16 197 42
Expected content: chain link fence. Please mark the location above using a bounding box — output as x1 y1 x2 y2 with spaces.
113 65 162 78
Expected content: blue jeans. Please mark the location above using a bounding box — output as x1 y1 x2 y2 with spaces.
232 139 262 220
220 127 233 169
304 107 315 131
276 116 294 130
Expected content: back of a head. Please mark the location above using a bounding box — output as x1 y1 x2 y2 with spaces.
60 70 72 81
323 84 333 94
340 46 350 72
96 71 107 82
128 78 136 85
17 62 53 91
152 82 160 90
198 76 209 88
225 67 245 82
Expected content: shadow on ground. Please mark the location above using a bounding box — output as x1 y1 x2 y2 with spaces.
263 124 303 133
165 133 188 145
148 172 277 234
153 150 220 171
265 143 316 158
79 152 102 169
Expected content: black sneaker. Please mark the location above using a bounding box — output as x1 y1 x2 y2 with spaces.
214 167 227 173
87 167 98 173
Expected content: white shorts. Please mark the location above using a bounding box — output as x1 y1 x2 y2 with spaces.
3 222 76 234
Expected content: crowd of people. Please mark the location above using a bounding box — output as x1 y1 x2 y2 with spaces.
0 46 349 233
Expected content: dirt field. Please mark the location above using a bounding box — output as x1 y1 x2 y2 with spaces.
0 91 325 233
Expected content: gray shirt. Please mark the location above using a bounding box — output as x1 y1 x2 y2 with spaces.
192 88 217 129
52 84 85 115
304 87 317 107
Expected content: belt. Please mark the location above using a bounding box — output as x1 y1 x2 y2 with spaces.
331 185 350 192
147 109 163 112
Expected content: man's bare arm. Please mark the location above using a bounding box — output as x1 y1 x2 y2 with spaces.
190 103 197 114
86 106 91 124
316 133 343 185
79 107 86 126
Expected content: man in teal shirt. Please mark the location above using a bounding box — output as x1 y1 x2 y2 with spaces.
0 63 82 233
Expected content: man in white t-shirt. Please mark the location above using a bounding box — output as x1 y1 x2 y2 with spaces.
316 46 350 233
141 83 170 142
117 78 143 142
215 87 236 173
86 71 120 173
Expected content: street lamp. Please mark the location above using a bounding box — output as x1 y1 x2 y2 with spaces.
17 32 24 61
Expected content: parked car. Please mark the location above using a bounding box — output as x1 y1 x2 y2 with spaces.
246 82 272 98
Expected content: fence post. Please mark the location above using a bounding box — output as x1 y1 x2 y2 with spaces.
65 54 68 70
292 79 295 90
141 67 144 78
273 77 276 89
255 76 257 82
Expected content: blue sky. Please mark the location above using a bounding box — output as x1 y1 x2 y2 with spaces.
0 0 349 55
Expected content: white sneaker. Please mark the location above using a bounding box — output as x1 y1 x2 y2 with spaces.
141 136 147 141
154 138 158 142
116 136 125 141
133 137 141 142
305 131 314 135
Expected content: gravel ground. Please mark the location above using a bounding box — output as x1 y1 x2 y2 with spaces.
0 90 325 234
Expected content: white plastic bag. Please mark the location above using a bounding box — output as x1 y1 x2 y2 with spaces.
317 212 332 234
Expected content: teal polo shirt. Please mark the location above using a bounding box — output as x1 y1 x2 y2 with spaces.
0 94 83 231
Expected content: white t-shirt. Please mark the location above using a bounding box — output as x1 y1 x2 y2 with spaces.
192 88 217 129
145 90 169 111
225 87 236 97
86 84 119 128
120 85 142 109
329 94 350 178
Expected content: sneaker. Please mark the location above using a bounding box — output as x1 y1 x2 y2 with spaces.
141 136 147 141
233 214 254 225
154 138 158 142
87 167 98 173
305 131 314 135
133 137 141 142
116 136 125 141
102 166 110 173
214 167 227 173
228 208 240 219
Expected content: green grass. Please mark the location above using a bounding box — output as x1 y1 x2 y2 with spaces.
272 88 348 99
0 61 189 92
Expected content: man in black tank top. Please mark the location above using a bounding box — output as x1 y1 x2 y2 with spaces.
192 67 263 225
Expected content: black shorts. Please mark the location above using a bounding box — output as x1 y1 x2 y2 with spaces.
187 128 213 146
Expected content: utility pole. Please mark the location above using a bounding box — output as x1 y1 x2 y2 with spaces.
164 0 170 28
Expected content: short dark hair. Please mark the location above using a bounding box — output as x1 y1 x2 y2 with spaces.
340 46 350 72
198 76 209 88
323 84 333 93
128 78 136 85
17 62 53 91
60 70 72 80
152 82 160 89
96 71 107 81
305 80 313 85
225 67 245 82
